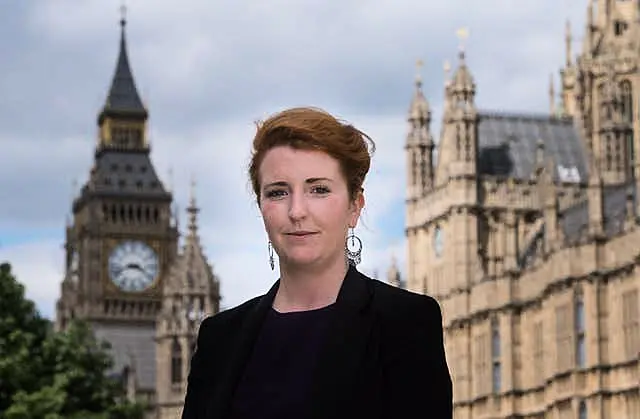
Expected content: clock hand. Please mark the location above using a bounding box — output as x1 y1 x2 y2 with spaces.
126 263 143 272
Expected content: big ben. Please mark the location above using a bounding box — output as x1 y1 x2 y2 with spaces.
55 13 179 406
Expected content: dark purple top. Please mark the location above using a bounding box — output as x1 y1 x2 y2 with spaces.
229 303 336 419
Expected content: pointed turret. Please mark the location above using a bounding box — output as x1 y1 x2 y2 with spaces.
408 60 431 125
406 60 435 200
155 178 221 417
450 50 475 99
565 19 573 67
98 12 147 124
436 28 479 185
447 29 476 114
96 10 149 153
186 180 199 237
584 1 595 55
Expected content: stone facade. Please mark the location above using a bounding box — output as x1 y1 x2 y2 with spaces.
54 17 221 418
401 1 639 418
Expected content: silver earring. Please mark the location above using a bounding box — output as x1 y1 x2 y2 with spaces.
345 228 362 266
268 241 275 271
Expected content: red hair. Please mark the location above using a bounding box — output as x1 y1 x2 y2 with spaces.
248 107 376 202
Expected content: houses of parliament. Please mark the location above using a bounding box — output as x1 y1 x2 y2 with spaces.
53 0 638 418
398 0 639 417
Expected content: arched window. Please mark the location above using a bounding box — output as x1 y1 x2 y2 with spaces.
578 400 587 419
414 149 421 187
619 80 635 179
420 146 428 190
575 292 586 368
491 317 501 393
171 339 183 384
619 80 633 123
597 83 608 122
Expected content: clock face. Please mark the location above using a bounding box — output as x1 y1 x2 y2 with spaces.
108 240 159 292
434 226 444 257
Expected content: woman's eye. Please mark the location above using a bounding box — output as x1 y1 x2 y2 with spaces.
265 189 286 198
311 185 330 194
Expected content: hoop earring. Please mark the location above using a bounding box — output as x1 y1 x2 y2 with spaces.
345 228 362 266
268 241 275 271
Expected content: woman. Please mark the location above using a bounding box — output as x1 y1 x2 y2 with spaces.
182 107 452 419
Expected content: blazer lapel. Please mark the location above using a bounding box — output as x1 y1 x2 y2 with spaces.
309 266 375 418
206 280 280 419
206 266 375 419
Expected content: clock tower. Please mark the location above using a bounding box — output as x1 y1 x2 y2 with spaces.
55 14 178 406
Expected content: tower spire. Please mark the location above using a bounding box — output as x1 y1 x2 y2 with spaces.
120 2 127 27
187 176 199 234
456 27 469 63
98 6 147 125
448 27 475 107
406 58 434 198
408 59 430 124
565 19 572 67
415 59 424 89
435 27 478 186
409 60 431 129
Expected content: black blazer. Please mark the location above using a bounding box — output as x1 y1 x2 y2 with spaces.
182 266 452 419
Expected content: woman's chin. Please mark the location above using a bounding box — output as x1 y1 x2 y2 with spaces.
281 252 323 269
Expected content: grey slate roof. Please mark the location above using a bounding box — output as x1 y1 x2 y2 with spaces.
92 322 157 391
91 150 168 196
73 150 171 211
477 112 635 267
100 21 147 120
477 112 589 182
560 182 636 241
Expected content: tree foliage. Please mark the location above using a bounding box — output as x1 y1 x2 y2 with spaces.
0 262 145 419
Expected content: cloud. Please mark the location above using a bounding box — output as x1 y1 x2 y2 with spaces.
19 0 587 134
0 111 407 317
0 0 592 317
0 134 93 232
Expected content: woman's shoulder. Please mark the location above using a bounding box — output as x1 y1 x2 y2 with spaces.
199 294 264 336
359 272 442 321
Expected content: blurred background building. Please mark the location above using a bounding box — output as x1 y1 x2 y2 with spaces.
54 15 221 419
51 1 640 418
401 0 639 418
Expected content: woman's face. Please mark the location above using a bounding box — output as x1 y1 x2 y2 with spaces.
258 145 364 270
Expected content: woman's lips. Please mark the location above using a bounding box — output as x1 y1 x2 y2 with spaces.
285 231 319 239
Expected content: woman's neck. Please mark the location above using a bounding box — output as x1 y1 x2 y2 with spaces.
273 256 349 313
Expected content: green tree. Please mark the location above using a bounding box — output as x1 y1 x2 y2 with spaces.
0 262 51 414
0 262 145 419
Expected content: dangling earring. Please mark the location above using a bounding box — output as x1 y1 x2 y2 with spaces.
345 227 362 266
268 241 275 271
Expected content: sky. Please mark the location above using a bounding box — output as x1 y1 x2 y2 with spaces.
0 0 589 319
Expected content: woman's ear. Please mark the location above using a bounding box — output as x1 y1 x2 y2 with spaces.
349 191 365 228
